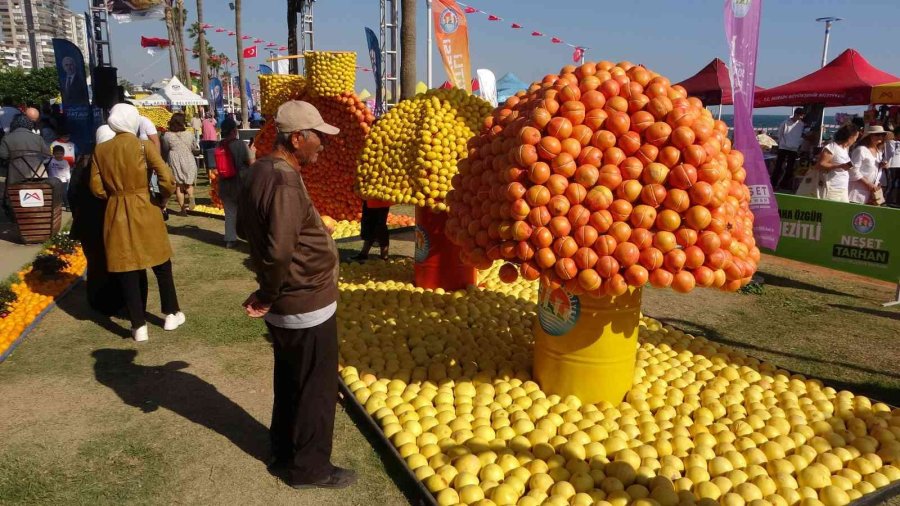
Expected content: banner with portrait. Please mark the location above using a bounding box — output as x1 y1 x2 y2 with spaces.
52 38 94 154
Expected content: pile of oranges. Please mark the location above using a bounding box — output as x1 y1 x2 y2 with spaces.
388 213 417 228
0 246 87 356
253 91 374 221
446 61 759 296
208 169 224 209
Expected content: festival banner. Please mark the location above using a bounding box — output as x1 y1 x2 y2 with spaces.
209 77 225 120
364 27 384 116
476 68 498 107
724 0 780 250
433 0 472 92
257 64 273 75
52 38 93 154
245 79 255 112
766 194 899 283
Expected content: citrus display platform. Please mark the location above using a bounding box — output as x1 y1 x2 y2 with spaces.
335 259 900 506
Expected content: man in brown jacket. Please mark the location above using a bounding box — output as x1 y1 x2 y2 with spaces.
238 101 355 489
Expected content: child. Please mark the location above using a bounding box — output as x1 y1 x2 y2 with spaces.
352 199 392 261
48 145 72 209
50 131 76 165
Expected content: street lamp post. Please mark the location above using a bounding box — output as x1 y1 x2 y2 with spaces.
815 16 842 144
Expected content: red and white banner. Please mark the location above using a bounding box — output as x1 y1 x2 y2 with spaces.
433 0 472 92
243 46 257 59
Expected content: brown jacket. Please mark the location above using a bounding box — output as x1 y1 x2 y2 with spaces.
90 133 175 272
238 155 338 315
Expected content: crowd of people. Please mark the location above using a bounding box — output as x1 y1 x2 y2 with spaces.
772 108 899 206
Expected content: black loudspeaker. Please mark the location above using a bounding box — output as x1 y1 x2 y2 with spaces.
92 67 118 109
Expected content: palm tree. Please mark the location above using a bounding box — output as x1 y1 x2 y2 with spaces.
235 0 249 127
287 0 299 74
400 0 416 100
196 0 210 103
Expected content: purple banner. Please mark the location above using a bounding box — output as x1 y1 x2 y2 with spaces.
724 0 780 250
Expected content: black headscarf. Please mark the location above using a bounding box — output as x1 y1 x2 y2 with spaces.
9 114 35 132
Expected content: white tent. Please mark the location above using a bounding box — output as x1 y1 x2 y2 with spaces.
137 77 208 107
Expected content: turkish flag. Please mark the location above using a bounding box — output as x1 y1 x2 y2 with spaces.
243 46 257 58
572 47 584 62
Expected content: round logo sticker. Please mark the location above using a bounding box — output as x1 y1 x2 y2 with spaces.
852 212 875 234
414 225 430 262
538 286 580 336
439 8 460 34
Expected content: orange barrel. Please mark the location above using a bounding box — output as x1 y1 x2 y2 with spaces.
533 282 642 404
413 206 477 291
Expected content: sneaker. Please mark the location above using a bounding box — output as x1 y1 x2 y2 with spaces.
132 325 149 342
164 311 186 331
290 467 357 490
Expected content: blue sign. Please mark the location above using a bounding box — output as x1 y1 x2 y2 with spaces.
52 38 93 154
538 286 581 336
365 27 383 117
209 77 224 123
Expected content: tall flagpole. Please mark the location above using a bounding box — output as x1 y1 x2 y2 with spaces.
426 0 433 88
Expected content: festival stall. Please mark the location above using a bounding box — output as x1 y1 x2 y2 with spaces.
676 58 768 106
755 49 899 107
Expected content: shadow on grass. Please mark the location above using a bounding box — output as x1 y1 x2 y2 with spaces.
829 303 900 321
166 223 229 249
55 282 164 339
758 271 852 298
92 349 269 463
662 317 900 405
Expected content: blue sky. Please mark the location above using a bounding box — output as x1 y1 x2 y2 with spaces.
76 0 898 115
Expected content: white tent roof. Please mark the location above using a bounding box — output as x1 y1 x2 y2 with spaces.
137 77 208 107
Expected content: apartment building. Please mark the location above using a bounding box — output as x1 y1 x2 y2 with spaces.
0 0 89 69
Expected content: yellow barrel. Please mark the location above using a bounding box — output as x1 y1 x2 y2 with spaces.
533 282 641 404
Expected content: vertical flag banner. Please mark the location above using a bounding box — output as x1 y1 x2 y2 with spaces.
52 38 93 154
476 68 498 107
364 27 383 116
724 0 780 249
245 79 254 112
433 0 472 92
209 77 225 120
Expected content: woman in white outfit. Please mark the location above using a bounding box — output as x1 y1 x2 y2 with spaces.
817 125 859 203
849 125 888 205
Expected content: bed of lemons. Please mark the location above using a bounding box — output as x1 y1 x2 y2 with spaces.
336 260 900 506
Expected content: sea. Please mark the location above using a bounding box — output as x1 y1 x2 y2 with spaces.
719 114 839 130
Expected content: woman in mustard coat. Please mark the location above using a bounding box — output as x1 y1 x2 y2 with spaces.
91 104 185 342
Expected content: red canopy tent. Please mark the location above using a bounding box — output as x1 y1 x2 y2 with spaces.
755 49 900 107
676 58 765 106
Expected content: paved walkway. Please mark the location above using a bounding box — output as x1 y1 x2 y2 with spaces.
0 210 71 280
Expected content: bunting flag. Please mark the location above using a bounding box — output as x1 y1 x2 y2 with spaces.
201 23 212 29
456 1 587 54
266 42 277 47
572 47 584 63
254 38 264 43
241 35 251 40
215 28 225 33
140 36 170 48
243 46 257 59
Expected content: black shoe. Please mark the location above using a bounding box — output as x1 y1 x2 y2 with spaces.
290 467 358 490
349 253 368 262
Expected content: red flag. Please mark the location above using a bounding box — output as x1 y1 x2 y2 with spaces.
140 36 171 48
201 23 212 29
215 28 226 33
487 14 500 21
531 31 543 36
511 23 522 28
241 35 251 40
266 42 277 47
227 31 235 36
572 47 584 62
551 37 562 43
278 46 287 51
243 46 257 58
254 38 264 43
464 6 476 13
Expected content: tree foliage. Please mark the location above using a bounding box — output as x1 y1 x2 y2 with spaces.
0 67 60 105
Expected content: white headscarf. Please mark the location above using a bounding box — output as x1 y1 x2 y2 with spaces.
95 125 116 144
107 103 140 135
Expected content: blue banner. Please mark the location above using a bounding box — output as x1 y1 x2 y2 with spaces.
245 79 254 112
52 38 93 154
257 64 273 75
209 77 224 121
365 27 383 116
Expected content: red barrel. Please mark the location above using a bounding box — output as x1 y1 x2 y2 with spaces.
413 207 476 291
